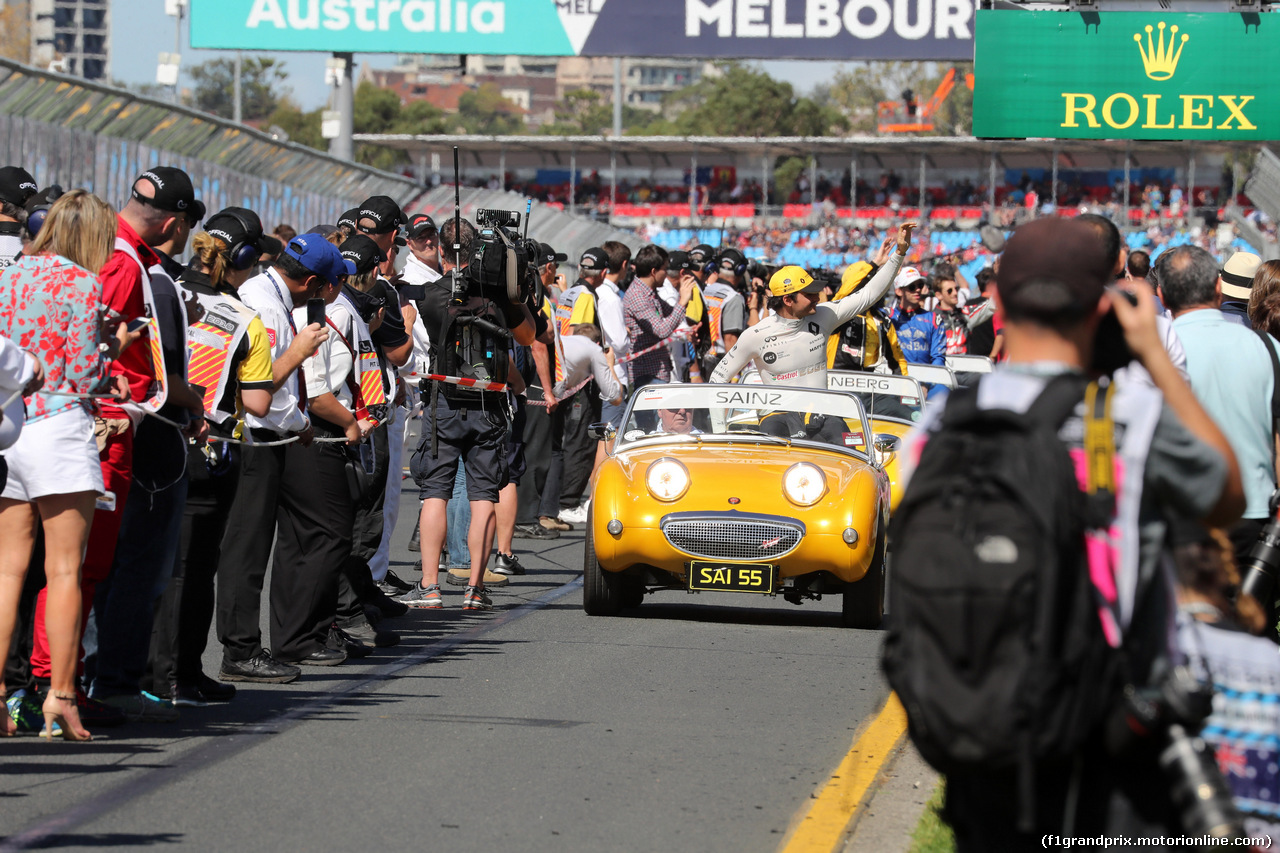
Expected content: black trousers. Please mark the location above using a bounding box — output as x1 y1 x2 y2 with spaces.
3 530 44 698
336 422 390 628
559 385 600 510
147 443 241 691
516 386 565 525
268 435 354 660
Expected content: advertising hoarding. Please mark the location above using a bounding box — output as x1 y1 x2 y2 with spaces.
190 0 976 59
973 10 1277 141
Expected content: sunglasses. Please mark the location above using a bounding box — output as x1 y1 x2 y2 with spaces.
903 282 925 292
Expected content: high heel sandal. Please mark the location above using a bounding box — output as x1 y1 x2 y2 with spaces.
41 692 92 742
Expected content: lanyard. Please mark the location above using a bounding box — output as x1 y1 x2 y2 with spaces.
265 269 306 413
266 270 298 334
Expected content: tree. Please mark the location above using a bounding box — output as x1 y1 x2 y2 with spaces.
189 57 289 122
455 84 523 135
0 5 29 65
658 63 846 137
540 88 667 136
264 98 323 150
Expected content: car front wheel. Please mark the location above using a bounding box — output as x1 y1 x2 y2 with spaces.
841 528 886 629
583 512 625 616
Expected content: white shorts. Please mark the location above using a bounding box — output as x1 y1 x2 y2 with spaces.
1 406 103 502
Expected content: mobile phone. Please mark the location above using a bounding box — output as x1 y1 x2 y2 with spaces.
125 317 148 334
306 298 326 328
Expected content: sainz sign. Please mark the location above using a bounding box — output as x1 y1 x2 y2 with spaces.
974 10 1276 140
190 0 975 59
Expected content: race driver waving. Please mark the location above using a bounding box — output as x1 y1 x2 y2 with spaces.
711 222 917 388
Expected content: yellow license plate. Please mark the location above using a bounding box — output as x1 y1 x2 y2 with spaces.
688 562 777 594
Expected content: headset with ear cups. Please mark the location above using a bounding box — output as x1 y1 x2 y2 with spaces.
24 185 63 237
206 209 261 271
717 249 748 278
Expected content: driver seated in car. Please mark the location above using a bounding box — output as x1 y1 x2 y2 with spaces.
652 406 703 436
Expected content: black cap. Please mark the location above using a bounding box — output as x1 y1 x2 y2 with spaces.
356 196 405 235
132 167 200 214
0 166 37 206
188 199 207 224
717 247 746 272
24 184 63 213
579 247 607 273
205 207 281 257
688 244 716 265
538 242 567 267
339 233 386 276
337 208 360 232
669 250 689 270
406 213 437 238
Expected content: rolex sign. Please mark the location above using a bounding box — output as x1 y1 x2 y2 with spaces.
973 11 1276 140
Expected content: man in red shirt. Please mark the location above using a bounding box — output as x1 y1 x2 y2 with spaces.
31 168 199 720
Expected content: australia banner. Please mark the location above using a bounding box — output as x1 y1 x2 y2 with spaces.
190 0 976 59
974 10 1278 140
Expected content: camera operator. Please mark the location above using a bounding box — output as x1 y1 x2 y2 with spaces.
399 217 535 613
214 235 348 684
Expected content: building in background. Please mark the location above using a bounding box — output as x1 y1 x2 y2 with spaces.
22 0 109 81
363 55 714 128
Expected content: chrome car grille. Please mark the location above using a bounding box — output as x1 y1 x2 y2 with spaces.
660 513 804 561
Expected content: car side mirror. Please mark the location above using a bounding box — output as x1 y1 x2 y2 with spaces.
873 433 899 467
588 422 616 441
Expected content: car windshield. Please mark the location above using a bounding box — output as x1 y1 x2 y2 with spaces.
619 383 871 455
826 372 925 423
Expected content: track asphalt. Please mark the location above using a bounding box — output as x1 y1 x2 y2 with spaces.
0 486 900 852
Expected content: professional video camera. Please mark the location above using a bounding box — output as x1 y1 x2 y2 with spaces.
454 207 534 306
1240 489 1280 641
1107 665 1244 840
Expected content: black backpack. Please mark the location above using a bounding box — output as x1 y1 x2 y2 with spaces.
883 375 1120 806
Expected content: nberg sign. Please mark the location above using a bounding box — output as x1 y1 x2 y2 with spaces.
190 0 974 59
973 11 1275 140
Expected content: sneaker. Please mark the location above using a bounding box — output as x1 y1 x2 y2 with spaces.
327 624 372 659
445 568 510 587
102 691 180 723
219 651 301 684
7 689 56 735
462 585 493 613
366 585 410 619
379 570 414 594
396 582 442 609
194 673 236 703
339 621 401 648
540 516 572 532
438 551 449 570
558 502 590 525
171 683 209 708
76 689 127 727
407 518 421 552
492 552 526 576
514 522 559 540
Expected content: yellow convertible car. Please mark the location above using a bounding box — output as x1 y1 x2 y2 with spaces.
583 383 893 628
824 371 928 511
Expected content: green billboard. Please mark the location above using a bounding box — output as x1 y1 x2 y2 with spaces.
973 10 1279 141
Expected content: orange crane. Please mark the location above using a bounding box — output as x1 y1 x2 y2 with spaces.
877 67 975 134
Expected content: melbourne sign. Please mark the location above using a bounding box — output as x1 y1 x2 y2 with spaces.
190 0 975 59
973 10 1277 140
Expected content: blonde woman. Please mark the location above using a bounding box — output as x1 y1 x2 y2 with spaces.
0 190 129 740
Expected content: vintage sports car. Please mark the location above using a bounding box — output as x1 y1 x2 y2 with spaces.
583 383 894 628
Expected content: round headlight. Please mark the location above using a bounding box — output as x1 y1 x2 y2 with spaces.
646 458 690 502
782 462 827 507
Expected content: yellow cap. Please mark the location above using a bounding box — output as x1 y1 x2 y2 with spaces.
768 265 822 297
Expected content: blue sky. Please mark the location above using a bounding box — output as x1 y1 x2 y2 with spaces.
110 0 836 112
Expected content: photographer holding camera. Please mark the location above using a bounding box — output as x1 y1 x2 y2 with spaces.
885 218 1247 849
400 216 535 613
